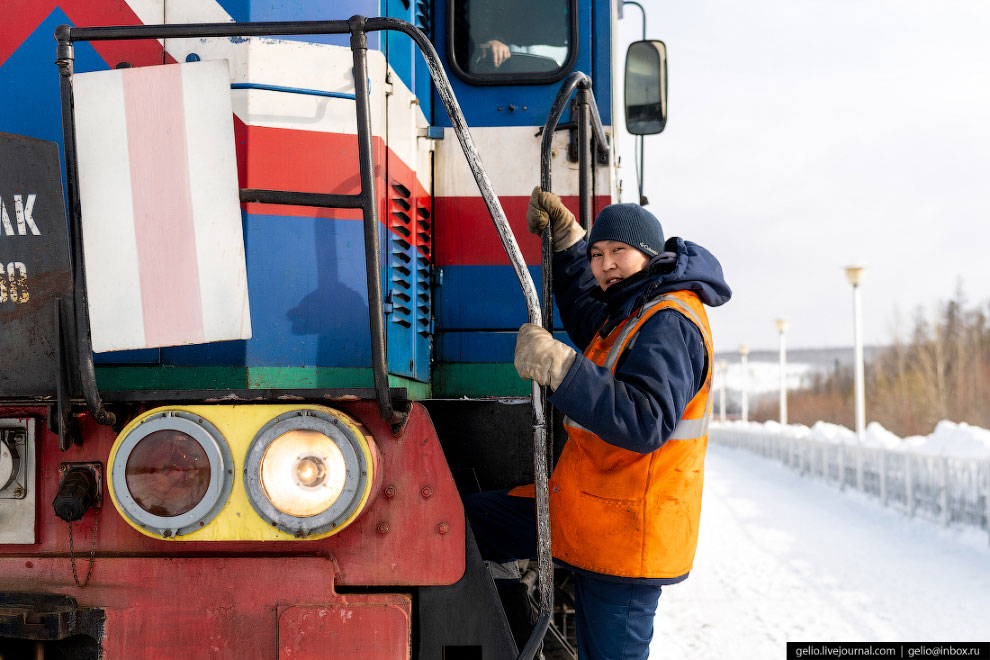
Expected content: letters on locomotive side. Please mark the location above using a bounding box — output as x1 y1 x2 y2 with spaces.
0 133 73 397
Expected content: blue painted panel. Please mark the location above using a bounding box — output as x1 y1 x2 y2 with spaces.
165 213 385 368
592 0 613 125
386 0 414 86
430 0 605 128
94 349 161 364
436 265 571 330
384 0 433 120
437 329 575 363
0 10 111 150
210 0 382 49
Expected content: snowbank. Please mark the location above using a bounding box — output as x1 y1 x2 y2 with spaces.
712 419 990 460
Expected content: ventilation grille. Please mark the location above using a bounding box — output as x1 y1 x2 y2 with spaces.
415 0 431 33
390 181 431 337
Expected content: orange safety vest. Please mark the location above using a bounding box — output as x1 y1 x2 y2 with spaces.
512 290 714 579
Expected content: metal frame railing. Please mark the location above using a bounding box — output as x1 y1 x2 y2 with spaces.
530 71 609 660
710 424 990 545
53 16 542 436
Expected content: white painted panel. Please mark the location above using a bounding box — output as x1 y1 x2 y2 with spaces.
387 63 419 172
181 60 252 341
434 126 616 198
164 0 233 24
73 68 146 353
127 0 165 25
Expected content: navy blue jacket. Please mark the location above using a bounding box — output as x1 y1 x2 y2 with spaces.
548 237 732 453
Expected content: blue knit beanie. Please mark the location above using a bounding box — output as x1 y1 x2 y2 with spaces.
587 204 665 258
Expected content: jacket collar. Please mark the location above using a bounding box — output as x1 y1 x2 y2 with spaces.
593 236 732 338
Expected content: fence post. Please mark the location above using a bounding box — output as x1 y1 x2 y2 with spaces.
904 452 914 518
837 444 845 490
985 459 990 547
879 449 887 506
939 457 949 527
856 445 864 492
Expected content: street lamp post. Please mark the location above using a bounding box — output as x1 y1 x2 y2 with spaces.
844 267 866 442
718 359 728 423
738 345 750 422
775 319 789 425
845 266 866 492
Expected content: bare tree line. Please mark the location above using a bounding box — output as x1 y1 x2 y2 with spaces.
754 287 990 437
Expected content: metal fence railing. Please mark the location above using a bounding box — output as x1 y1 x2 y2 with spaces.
709 424 990 545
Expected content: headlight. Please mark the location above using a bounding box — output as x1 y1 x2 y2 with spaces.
108 405 378 541
245 409 376 538
110 411 234 538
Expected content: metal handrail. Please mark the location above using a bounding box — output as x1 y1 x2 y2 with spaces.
56 16 543 442
533 70 608 660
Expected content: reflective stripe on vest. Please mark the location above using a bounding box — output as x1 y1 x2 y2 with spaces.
564 294 713 442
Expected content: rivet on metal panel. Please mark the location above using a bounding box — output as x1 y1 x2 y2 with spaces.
376 521 390 535
420 486 433 499
383 485 396 499
437 522 450 535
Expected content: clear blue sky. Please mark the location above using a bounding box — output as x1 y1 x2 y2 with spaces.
615 0 990 350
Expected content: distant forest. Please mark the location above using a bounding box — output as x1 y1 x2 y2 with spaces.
754 288 990 437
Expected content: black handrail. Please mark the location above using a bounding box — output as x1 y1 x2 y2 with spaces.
535 70 608 660
55 29 115 429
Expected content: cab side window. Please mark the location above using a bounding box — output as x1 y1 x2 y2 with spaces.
450 0 576 83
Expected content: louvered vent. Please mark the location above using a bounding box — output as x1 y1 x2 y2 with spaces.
415 200 431 337
390 182 414 330
415 0 431 33
389 181 431 339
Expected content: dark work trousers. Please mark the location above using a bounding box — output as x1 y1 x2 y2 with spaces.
464 490 663 660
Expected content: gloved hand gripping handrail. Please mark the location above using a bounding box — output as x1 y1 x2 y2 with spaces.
532 71 608 660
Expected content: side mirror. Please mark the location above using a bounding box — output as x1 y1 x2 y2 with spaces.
624 40 668 135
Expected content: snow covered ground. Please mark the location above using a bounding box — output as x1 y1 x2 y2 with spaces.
651 443 990 658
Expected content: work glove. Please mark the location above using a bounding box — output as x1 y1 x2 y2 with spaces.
526 187 585 252
514 323 577 391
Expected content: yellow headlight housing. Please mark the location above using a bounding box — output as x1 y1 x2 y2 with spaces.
108 404 379 541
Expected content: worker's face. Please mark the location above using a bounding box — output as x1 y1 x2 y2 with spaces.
589 240 650 290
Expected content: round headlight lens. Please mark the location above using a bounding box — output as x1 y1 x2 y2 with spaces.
125 429 211 517
244 408 377 538
110 410 233 538
260 429 346 517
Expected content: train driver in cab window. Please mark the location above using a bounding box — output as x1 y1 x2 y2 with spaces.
453 0 571 74
466 189 732 660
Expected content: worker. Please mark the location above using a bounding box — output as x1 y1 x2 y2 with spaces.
465 188 732 659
